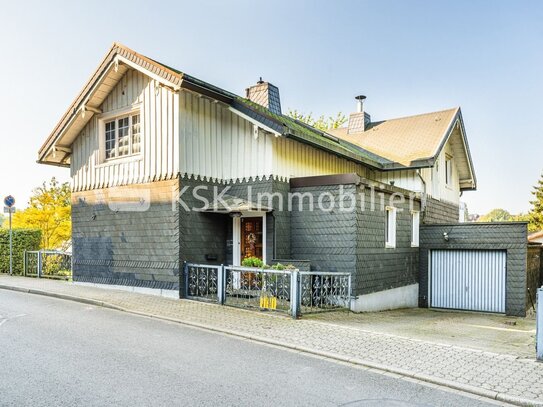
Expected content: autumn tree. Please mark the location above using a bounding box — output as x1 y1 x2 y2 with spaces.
528 173 543 232
4 178 71 250
288 110 347 131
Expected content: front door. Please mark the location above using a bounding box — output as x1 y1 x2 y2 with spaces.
240 217 263 261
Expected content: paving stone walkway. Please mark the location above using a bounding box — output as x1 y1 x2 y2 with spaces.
0 275 542 406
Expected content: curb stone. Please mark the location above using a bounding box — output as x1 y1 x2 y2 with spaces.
0 283 540 407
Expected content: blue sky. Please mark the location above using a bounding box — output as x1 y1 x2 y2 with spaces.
0 0 541 214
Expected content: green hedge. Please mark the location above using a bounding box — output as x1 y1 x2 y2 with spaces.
0 229 41 274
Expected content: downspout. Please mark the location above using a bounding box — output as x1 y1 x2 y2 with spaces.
271 212 277 260
417 169 428 223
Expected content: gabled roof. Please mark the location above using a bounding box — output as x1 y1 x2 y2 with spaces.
39 43 186 166
38 43 476 191
38 43 389 170
328 108 477 190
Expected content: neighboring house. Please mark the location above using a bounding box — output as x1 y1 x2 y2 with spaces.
528 231 543 244
38 43 478 312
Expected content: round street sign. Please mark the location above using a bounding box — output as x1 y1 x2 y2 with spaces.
4 195 15 208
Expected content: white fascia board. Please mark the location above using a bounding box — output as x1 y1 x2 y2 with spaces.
228 107 282 137
115 55 180 91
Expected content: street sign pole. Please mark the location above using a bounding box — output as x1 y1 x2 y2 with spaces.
3 195 16 275
9 209 12 275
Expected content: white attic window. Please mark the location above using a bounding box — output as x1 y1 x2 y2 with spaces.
102 110 141 161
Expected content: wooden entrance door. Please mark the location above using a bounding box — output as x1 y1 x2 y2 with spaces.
240 217 263 261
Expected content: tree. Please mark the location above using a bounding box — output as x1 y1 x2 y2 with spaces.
478 208 513 222
288 110 347 131
4 178 71 250
477 208 529 223
528 173 543 232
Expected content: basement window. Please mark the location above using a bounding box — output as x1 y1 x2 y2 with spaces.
411 211 420 247
385 206 397 249
104 112 141 160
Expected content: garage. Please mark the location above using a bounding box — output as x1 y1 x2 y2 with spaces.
419 222 531 317
430 249 506 313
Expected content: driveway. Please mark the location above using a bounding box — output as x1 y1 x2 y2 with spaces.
306 308 536 359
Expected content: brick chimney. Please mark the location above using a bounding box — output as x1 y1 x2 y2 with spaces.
246 78 282 115
348 95 371 134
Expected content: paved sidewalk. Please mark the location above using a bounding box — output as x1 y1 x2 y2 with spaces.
1 276 542 406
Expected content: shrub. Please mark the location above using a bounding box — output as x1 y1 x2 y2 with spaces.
241 257 264 268
0 229 42 274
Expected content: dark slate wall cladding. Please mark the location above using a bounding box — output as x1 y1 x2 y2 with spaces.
355 185 421 296
419 223 528 317
179 177 228 266
290 184 358 275
72 179 180 290
179 176 290 267
423 197 459 224
271 179 292 260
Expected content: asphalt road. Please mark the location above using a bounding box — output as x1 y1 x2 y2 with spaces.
0 290 503 407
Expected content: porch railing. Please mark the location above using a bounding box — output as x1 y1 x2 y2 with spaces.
24 250 72 280
224 266 292 312
185 263 221 302
299 271 352 313
182 262 352 318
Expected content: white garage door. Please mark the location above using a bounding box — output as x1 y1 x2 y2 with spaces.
430 250 506 313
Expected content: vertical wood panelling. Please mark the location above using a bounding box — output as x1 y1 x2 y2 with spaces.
179 91 276 182
374 169 422 193
271 137 370 180
71 69 178 191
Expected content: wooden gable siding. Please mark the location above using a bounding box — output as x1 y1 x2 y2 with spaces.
179 91 273 182
374 170 422 193
71 69 179 191
272 137 370 180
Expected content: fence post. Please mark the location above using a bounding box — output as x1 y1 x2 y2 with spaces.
218 264 225 305
23 251 27 277
537 287 543 361
348 274 352 311
179 261 187 299
290 269 300 319
37 251 42 279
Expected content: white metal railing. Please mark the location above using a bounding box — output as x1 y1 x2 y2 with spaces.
24 250 72 280
182 262 352 318
184 263 222 302
299 271 352 313
224 266 293 312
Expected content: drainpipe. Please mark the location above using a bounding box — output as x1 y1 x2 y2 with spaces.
271 212 277 260
416 169 428 223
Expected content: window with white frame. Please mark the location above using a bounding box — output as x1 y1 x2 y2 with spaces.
104 112 141 160
411 211 420 247
445 155 453 186
385 206 397 248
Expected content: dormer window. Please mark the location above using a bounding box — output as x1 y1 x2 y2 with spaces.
104 112 141 160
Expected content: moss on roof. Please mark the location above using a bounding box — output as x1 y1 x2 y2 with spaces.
234 97 389 168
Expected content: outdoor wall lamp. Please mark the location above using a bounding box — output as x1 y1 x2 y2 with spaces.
443 232 449 241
